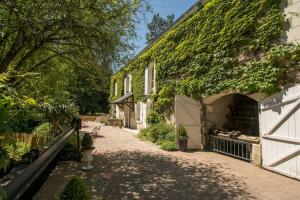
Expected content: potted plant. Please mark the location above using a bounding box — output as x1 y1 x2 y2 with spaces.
176 124 188 152
81 133 95 170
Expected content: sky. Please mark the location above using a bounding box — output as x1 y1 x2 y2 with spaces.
132 0 198 56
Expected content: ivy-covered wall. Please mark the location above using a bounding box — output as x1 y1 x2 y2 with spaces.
110 0 300 111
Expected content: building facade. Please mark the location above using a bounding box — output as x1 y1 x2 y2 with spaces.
110 0 300 180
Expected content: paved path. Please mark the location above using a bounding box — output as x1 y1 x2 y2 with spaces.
34 122 300 200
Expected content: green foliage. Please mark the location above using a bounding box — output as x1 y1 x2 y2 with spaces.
3 140 30 161
67 133 78 149
109 71 125 101
69 67 111 115
0 0 146 135
160 140 177 151
81 133 94 150
39 98 78 132
60 177 91 200
110 0 299 111
146 111 164 125
0 147 10 173
0 74 39 133
32 123 53 137
153 81 176 112
176 125 188 140
138 122 176 151
0 186 6 200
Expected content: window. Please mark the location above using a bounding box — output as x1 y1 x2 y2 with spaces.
144 62 155 95
136 102 140 121
148 62 154 93
124 74 132 94
144 67 149 95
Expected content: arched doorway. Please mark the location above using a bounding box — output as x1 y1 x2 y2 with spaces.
205 93 260 162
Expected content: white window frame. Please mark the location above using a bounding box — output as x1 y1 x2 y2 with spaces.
124 74 132 94
128 74 132 93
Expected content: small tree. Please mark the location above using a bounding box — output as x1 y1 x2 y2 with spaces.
60 177 91 200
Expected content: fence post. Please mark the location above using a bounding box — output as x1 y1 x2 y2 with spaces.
75 118 82 162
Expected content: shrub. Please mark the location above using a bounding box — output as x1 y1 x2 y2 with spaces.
60 177 91 200
4 140 30 161
32 123 53 137
146 122 174 143
81 133 94 150
160 141 177 151
137 122 177 151
137 128 149 140
146 111 164 125
164 131 176 142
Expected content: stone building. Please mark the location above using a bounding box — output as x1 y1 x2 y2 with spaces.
110 0 300 180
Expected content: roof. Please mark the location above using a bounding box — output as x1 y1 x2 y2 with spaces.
112 93 133 104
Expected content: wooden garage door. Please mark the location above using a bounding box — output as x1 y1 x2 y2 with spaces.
175 95 202 149
260 85 300 180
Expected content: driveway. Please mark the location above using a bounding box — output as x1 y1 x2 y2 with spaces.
34 122 300 200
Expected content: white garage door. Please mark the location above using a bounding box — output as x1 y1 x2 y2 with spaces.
260 85 300 180
175 95 203 149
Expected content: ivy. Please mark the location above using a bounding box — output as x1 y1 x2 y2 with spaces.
110 0 300 111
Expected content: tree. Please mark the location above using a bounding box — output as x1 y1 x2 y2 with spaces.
0 0 142 83
0 0 146 132
146 13 175 44
68 66 111 115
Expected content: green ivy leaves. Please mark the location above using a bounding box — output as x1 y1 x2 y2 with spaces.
110 0 299 111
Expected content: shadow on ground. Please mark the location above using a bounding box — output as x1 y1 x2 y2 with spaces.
84 151 256 200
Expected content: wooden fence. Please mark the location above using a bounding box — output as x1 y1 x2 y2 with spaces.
13 133 52 149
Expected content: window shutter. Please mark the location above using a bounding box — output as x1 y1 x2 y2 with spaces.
144 67 149 95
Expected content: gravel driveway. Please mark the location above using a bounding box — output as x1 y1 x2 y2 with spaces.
34 122 300 200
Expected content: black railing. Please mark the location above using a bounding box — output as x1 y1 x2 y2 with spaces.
4 126 76 200
210 135 252 162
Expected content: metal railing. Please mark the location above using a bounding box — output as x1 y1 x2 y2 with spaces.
210 135 252 162
4 126 76 200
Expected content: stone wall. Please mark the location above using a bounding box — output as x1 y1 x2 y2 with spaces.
282 0 300 44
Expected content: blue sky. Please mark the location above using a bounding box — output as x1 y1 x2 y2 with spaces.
132 0 198 55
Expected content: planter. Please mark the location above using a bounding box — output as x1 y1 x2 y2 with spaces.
81 149 94 170
178 139 188 152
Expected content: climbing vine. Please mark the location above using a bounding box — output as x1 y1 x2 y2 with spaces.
110 0 300 111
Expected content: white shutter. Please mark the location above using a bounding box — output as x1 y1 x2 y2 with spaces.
148 63 153 93
141 102 147 128
124 77 127 94
114 82 118 96
128 75 132 93
144 67 149 95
